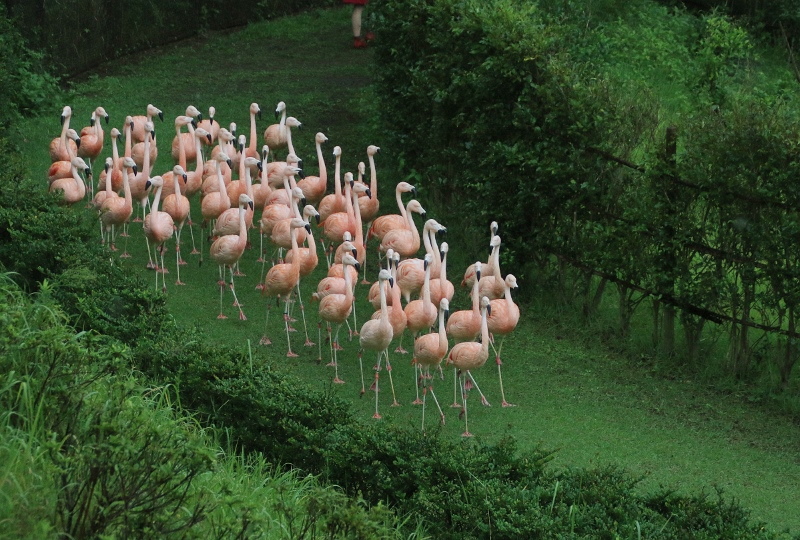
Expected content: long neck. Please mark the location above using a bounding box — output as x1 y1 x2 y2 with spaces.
172 173 182 200
59 113 69 147
238 142 246 180
151 184 163 214
249 113 257 154
470 277 480 312
395 186 407 218
344 262 354 302
368 154 377 192
317 140 327 182
379 280 389 323
286 125 295 157
440 250 448 281
333 155 342 197
142 131 151 175
237 205 248 248
352 187 364 248
124 124 132 158
245 167 254 198
72 165 86 200
480 307 489 354
422 264 431 308
111 134 120 169
491 244 502 278
437 306 447 350
177 125 187 169
290 227 301 276
123 166 132 205
104 165 113 195
192 126 204 174
216 160 226 194
343 181 354 224
405 205 420 245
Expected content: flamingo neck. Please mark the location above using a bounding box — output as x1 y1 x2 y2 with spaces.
123 167 132 205
151 184 163 214
72 165 86 200
111 134 120 169
215 159 226 195
317 140 327 182
124 123 132 158
395 186 406 219
351 186 364 248
333 155 342 197
177 124 187 170
192 126 204 174
142 131 151 175
379 280 389 323
237 204 248 248
249 113 257 154
480 307 489 353
368 154 377 192
172 174 182 200
438 307 447 350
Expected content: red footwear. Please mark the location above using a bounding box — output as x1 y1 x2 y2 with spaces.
353 36 368 49
365 31 375 42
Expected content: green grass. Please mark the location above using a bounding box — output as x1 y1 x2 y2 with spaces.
15 5 800 536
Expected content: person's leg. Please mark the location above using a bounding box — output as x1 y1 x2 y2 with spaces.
351 5 364 37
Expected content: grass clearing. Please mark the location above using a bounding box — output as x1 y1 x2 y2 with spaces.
15 5 800 536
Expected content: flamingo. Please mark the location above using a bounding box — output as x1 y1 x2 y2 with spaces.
296 132 328 205
204 127 235 191
395 218 446 303
261 218 310 357
447 261 483 408
91 157 118 213
487 274 520 407
196 105 219 144
447 296 492 437
319 253 359 383
225 135 251 207
317 146 345 223
50 156 89 205
263 101 288 150
210 194 254 320
265 117 303 181
161 165 190 283
378 251 408 357
47 129 81 184
404 254 437 372
430 242 455 308
131 105 162 173
171 105 202 163
462 221 499 287
95 127 122 192
368 248 394 311
379 199 426 258
215 156 259 236
77 106 109 178
252 145 272 210
367 182 417 242
49 105 78 162
201 152 233 230
99 157 136 257
359 268 395 418
161 115 197 199
143 175 175 292
412 298 450 429
244 102 261 159
357 145 381 224
478 235 506 300
129 120 154 224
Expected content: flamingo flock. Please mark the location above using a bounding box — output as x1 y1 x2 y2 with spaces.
44 101 521 437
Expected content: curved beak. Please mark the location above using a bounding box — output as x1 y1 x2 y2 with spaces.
365 188 372 199
257 160 263 171
104 114 110 124
314 213 320 225
487 304 492 316
257 109 262 121
476 270 481 281
420 211 427 220
351 247 357 257
300 197 307 208
75 138 81 149
389 277 394 288
191 119 198 129
411 186 417 197
89 117 96 127
182 173 188 182
206 133 212 144
129 120 134 131
444 309 450 325
304 224 312 234
439 227 447 237
439 250 444 261
158 111 164 122
248 201 254 210
354 262 361 272
297 168 306 180
145 180 152 190
132 164 138 175
226 159 232 168
60 113 66 126
197 112 203 121
274 109 280 120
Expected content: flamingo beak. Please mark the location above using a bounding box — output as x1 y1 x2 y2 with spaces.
257 109 262 120
476 270 481 281
411 186 417 197
248 201 254 210
210 116 215 125
444 309 450 325
90 117 96 127
300 197 307 208
351 247 357 257
60 114 65 126
226 159 232 168
75 138 81 149
274 109 280 120
487 304 492 316
257 161 263 171
104 114 110 124
132 165 138 175
191 119 197 129
354 262 361 272
421 211 427 220
423 258 429 271
104 162 110 173
315 214 320 225
304 224 311 234
439 227 447 237
365 188 372 199
206 133 212 144
129 121 134 131
389 277 394 288
440 250 444 261
182 173 188 182
145 180 152 190
197 112 203 121
158 111 164 122
297 168 306 180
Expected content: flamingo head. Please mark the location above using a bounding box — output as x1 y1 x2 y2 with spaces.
367 144 380 156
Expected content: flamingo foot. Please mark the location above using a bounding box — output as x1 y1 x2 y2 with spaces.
372 413 382 419
190 248 200 255
360 279 371 285
501 401 516 408
394 346 408 354
119 252 131 259
158 267 169 274
217 280 226 286
120 232 130 238
233 271 246 277
480 396 491 407
464 379 474 391
178 258 188 266
411 399 423 405
450 402 461 408
286 351 299 358
333 377 345 384
333 342 344 351
495 356 503 365
326 361 337 367
175 280 186 286
369 381 378 391
391 400 401 407
217 313 228 319
255 283 264 290
461 431 474 438
259 336 272 345
133 217 143 222
233 300 242 307
110 244 118 252
287 325 297 333
146 261 157 269
440 414 446 426
238 312 247 321
256 256 265 263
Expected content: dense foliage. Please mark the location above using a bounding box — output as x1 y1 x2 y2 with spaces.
369 0 800 395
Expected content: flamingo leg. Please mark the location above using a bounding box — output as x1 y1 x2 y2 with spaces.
460 372 472 437
372 352 382 419
384 353 400 407
120 223 131 258
188 210 199 254
260 298 274 345
229 266 246 320
175 231 185 285
325 323 336 366
412 363 423 405
284 298 298 357
493 337 515 407
295 280 314 346
358 348 367 396
217 270 228 319
332 328 344 384
426 375 446 426
467 371 491 407
158 244 168 293
451 367 461 408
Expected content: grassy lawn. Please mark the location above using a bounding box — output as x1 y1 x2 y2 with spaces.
18 6 800 535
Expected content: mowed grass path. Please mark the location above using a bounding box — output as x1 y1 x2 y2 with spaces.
18 6 800 535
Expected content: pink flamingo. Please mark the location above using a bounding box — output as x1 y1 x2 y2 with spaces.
395 218 446 303
99 157 136 256
210 194 254 320
412 298 450 429
47 128 81 184
366 182 417 242
404 254 437 403
50 156 89 205
129 120 154 225
487 274 520 407
261 218 310 357
171 105 202 163
447 261 483 407
244 102 261 159
296 132 328 205
263 101 288 150
161 165 190 283
430 242 455 308
200 151 233 261
143 176 175 292
319 253 359 383
359 268 395 418
447 296 492 437
131 104 162 173
77 106 109 179
49 106 77 162
196 105 219 144
462 221 499 287
317 146 345 223
379 199 426 258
